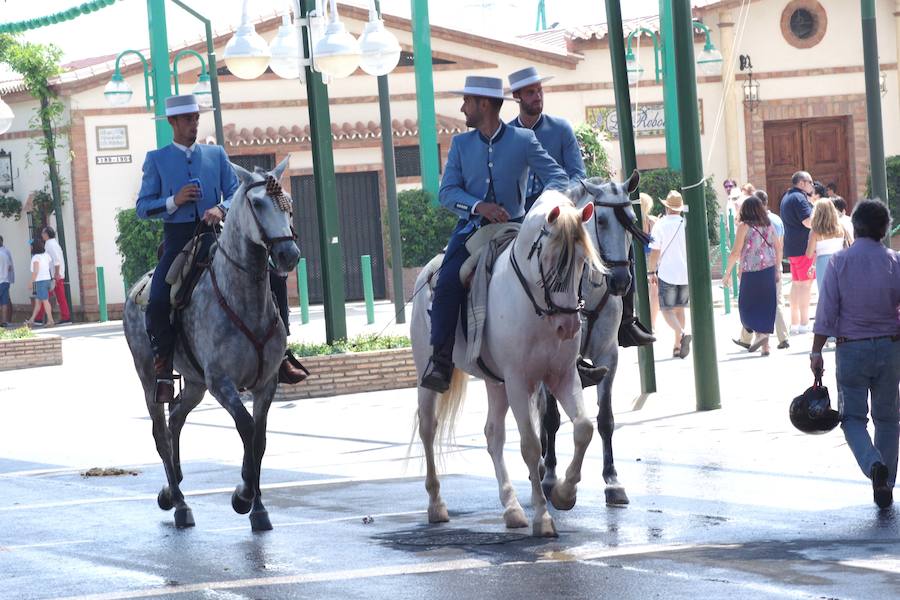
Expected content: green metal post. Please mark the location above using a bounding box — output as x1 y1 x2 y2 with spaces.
361 255 375 325
300 0 346 343
659 0 682 171
862 0 889 244
410 0 441 203
96 266 108 323
671 0 721 411
605 0 656 394
728 211 738 295
147 0 173 147
719 216 730 314
375 0 406 324
297 257 310 325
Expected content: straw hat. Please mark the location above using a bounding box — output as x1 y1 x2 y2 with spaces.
660 190 684 212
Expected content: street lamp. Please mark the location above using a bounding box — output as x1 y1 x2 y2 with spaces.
269 14 305 80
0 94 16 135
359 2 402 77
223 0 272 80
624 20 723 85
739 54 760 112
103 50 152 109
313 0 361 78
172 49 214 107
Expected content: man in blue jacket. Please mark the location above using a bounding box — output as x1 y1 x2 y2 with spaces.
507 66 654 349
420 76 568 393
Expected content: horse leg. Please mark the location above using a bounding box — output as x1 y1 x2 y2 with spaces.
539 387 561 499
161 381 205 527
596 356 629 506
546 375 594 512
507 380 556 538
418 386 448 523
248 378 277 532
207 377 257 515
484 381 527 529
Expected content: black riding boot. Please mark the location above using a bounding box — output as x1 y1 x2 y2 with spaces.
153 351 177 404
618 285 655 347
421 337 455 393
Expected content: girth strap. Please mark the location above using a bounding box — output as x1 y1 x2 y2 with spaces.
208 263 280 390
579 284 611 358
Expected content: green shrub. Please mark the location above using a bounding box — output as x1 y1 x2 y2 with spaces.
115 208 163 289
0 194 22 221
0 326 34 340
866 155 900 225
575 123 612 180
637 168 719 244
289 333 411 357
398 188 457 268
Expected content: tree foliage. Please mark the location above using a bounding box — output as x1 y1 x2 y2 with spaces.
866 155 900 226
397 188 457 268
637 168 720 244
115 208 163 288
575 123 612 180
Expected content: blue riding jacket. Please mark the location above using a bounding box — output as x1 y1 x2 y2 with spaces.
509 113 586 199
136 143 239 223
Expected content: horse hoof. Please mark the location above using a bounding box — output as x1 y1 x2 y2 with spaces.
231 487 253 515
174 507 195 528
533 516 558 538
250 510 273 532
541 475 559 500
428 503 449 523
605 486 630 506
503 506 528 529
157 487 174 511
550 484 576 511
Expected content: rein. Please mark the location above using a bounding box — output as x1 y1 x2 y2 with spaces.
510 223 584 318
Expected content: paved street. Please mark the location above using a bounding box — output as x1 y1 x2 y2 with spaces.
1 297 898 599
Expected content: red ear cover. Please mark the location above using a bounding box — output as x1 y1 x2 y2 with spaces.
581 203 594 222
548 206 561 223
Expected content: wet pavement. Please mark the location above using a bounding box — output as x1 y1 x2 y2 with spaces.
1 299 899 599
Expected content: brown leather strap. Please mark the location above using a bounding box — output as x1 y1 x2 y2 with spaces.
208 264 280 389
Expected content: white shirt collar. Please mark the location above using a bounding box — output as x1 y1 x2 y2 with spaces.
489 123 503 142
173 141 197 154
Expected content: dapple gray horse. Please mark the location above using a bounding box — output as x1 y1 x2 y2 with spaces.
540 171 647 507
123 158 300 531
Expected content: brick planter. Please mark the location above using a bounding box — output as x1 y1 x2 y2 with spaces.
0 335 63 371
274 347 417 401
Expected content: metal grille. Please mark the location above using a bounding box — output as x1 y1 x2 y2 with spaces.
394 145 441 178
230 153 275 173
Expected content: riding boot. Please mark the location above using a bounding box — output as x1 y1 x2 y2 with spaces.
617 286 655 347
278 349 310 384
421 337 455 393
153 352 177 404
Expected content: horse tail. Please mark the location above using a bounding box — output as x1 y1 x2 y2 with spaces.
435 368 468 456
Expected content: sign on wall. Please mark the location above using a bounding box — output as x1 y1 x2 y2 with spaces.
96 125 129 151
95 154 132 165
585 101 704 139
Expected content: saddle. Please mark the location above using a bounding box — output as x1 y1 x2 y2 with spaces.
458 223 521 286
129 235 212 311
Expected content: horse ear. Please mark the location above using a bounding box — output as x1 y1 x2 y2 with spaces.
547 206 561 224
581 202 594 223
230 162 254 185
625 169 641 194
272 155 290 181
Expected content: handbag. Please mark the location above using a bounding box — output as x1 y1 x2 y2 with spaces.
789 375 840 434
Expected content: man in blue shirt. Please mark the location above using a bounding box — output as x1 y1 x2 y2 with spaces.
420 76 568 392
780 171 814 334
507 66 654 349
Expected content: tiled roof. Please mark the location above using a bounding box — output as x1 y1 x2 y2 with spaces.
223 115 467 146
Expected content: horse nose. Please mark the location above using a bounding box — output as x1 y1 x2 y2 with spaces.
610 267 632 295
274 242 301 271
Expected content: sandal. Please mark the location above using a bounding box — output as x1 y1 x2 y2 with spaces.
672 347 681 358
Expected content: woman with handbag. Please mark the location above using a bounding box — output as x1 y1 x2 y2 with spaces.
722 195 782 356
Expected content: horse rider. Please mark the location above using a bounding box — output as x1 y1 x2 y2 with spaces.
137 94 304 404
420 76 568 393
507 66 655 349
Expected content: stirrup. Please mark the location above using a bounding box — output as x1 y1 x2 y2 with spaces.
421 357 453 393
577 357 608 389
154 373 182 404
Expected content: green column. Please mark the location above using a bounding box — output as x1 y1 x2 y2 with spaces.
96 266 108 323
300 0 346 343
375 0 406 324
147 0 172 147
718 216 730 314
862 0 889 244
671 0 721 411
659 0 682 171
361 255 375 325
605 0 656 394
297 257 310 325
410 0 440 204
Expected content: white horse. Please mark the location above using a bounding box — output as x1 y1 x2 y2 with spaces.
411 191 602 537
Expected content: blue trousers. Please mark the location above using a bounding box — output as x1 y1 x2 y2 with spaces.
836 338 900 487
429 224 470 348
147 221 212 357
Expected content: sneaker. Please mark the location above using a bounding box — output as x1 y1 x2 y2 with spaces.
789 326 800 336
871 462 893 509
57 319 72 325
777 340 790 350
798 324 812 334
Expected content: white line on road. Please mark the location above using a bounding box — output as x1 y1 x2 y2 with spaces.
206 509 427 532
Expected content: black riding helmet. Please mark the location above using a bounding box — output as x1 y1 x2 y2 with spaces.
790 377 840 434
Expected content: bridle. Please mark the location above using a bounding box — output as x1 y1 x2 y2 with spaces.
510 220 585 318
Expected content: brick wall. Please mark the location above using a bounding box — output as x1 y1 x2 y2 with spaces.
274 347 417 401
0 336 63 371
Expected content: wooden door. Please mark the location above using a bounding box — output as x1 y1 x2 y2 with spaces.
763 117 851 213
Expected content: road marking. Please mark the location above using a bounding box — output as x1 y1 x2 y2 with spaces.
840 557 900 574
206 510 427 532
0 539 93 552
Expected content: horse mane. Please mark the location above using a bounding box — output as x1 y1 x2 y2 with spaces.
543 200 605 292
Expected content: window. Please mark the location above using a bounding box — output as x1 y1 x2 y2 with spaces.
230 154 276 173
394 145 441 178
780 1 827 49
789 9 815 39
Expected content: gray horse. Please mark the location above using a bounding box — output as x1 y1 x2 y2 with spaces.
123 158 300 531
540 171 646 507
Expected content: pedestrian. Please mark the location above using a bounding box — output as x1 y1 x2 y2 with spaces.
780 171 815 334
0 235 12 327
805 200 847 296
723 178 738 206
728 187 743 220
809 199 900 509
826 181 838 198
733 190 790 351
831 196 854 244
811 181 828 204
34 226 71 325
722 195 781 356
419 76 567 392
507 66 654 348
648 191 691 359
740 182 756 199
24 239 54 328
639 192 660 332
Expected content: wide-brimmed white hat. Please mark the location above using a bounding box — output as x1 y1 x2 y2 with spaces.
153 93 213 120
451 76 515 101
507 66 553 93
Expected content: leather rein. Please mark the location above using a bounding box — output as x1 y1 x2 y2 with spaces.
510 222 585 318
